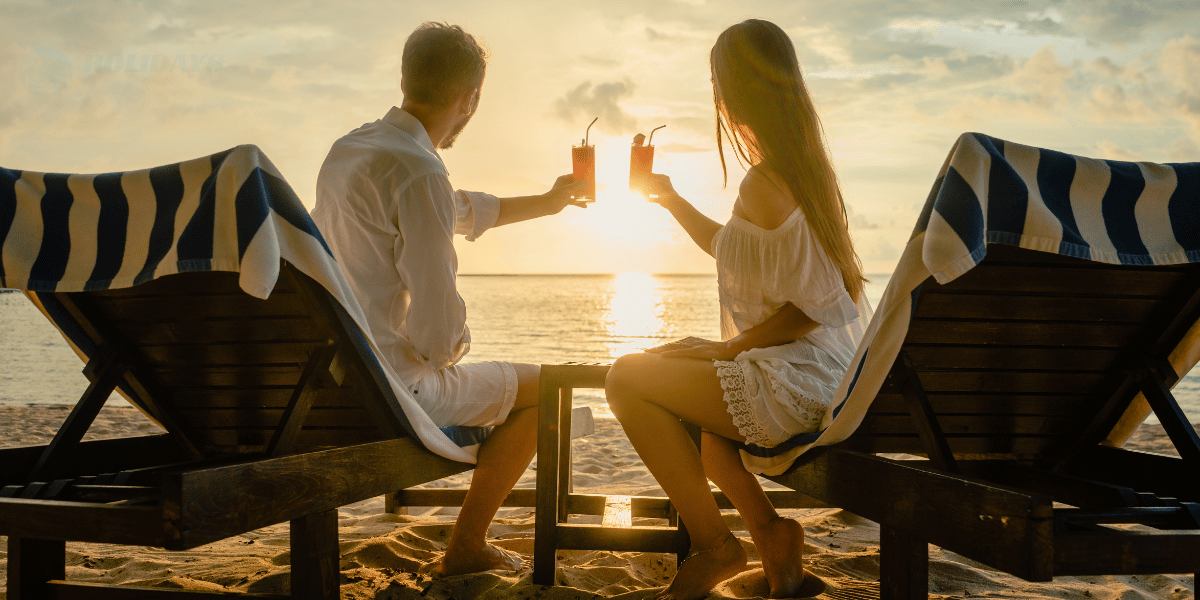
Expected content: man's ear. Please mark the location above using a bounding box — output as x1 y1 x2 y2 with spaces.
462 87 480 114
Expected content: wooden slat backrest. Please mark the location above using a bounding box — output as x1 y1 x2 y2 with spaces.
64 264 390 457
846 244 1200 459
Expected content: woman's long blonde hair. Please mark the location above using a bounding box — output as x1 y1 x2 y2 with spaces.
711 19 866 302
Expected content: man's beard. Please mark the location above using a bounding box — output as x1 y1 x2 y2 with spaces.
439 111 473 150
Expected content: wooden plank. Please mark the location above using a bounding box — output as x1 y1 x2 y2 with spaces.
898 353 957 472
182 408 373 429
857 415 1078 436
388 488 824 513
880 525 927 600
915 371 1116 394
136 342 317 367
1055 507 1188 525
162 437 470 549
958 462 1140 509
1054 529 1200 575
282 265 410 442
290 509 340 600
98 291 308 322
904 321 1145 348
267 344 338 457
1069 446 1200 503
8 538 66 600
902 346 1122 372
555 523 681 553
766 447 1055 581
869 393 1091 416
29 347 129 482
533 368 563 586
86 270 294 299
914 293 1164 323
115 318 326 346
171 387 364 409
1138 359 1200 466
54 293 206 461
557 388 573 522
152 365 304 388
67 485 161 503
0 498 163 545
602 496 633 529
935 264 1190 297
45 580 288 599
190 427 381 452
1050 374 1142 471
842 434 1060 458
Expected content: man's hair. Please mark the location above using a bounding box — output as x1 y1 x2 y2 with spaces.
401 22 489 108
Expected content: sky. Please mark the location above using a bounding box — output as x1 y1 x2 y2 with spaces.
3 0 1199 275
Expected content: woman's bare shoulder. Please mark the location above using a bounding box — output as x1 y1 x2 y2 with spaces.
737 166 797 230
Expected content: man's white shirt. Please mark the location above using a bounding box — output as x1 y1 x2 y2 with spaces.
312 106 499 386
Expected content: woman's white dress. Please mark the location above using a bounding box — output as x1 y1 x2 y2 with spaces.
711 174 872 448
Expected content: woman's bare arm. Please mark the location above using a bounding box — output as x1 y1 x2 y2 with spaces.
647 302 817 360
646 174 723 257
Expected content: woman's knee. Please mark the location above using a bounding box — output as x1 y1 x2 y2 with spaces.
604 353 656 413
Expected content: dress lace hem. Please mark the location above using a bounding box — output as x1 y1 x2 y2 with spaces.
714 360 776 448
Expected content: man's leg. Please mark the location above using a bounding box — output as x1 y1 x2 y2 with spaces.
435 363 541 576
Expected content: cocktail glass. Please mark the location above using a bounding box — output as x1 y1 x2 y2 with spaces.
572 144 595 201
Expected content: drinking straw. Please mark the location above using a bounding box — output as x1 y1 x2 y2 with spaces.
583 117 598 146
648 125 666 145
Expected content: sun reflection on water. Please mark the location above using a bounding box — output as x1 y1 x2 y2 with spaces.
603 272 667 359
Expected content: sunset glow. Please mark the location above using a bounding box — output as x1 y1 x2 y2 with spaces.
3 3 1198 275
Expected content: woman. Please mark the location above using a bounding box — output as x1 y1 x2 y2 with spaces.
605 19 871 600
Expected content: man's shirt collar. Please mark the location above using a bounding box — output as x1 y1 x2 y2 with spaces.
382 106 438 156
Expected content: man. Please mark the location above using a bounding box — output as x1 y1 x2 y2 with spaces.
311 22 587 576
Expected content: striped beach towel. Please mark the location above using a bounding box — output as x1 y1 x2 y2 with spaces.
0 145 489 463
740 132 1200 475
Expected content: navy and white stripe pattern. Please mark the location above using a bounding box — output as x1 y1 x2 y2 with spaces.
1 145 491 464
740 132 1200 475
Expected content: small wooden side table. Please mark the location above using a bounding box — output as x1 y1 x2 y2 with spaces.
532 363 691 586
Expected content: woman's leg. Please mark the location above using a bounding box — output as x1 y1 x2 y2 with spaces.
605 352 749 600
702 432 806 597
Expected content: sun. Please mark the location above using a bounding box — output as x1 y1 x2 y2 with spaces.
580 143 677 244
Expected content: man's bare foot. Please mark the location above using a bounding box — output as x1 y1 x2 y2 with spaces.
427 541 525 578
755 517 806 598
655 533 747 600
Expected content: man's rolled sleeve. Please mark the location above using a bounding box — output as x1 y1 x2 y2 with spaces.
394 174 472 370
454 190 500 241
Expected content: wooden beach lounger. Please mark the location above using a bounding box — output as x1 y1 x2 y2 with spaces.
752 134 1200 599
0 147 489 599
1 264 473 600
767 243 1200 598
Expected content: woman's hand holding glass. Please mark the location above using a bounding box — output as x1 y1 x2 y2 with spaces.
642 173 683 208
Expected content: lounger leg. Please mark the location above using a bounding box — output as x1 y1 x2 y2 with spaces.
291 509 340 600
880 525 928 600
7 537 65 600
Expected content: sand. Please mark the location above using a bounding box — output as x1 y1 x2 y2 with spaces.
0 404 1195 600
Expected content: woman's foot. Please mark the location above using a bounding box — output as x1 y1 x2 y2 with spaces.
655 533 747 600
755 517 806 598
428 541 524 577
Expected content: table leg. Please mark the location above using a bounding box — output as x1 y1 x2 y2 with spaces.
533 375 562 586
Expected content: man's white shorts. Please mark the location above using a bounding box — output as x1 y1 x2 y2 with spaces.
409 361 519 427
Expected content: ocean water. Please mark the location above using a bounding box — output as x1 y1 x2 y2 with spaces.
1 275 1197 426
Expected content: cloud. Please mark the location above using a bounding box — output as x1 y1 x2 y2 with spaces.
1094 140 1146 161
1011 46 1074 107
553 80 637 135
